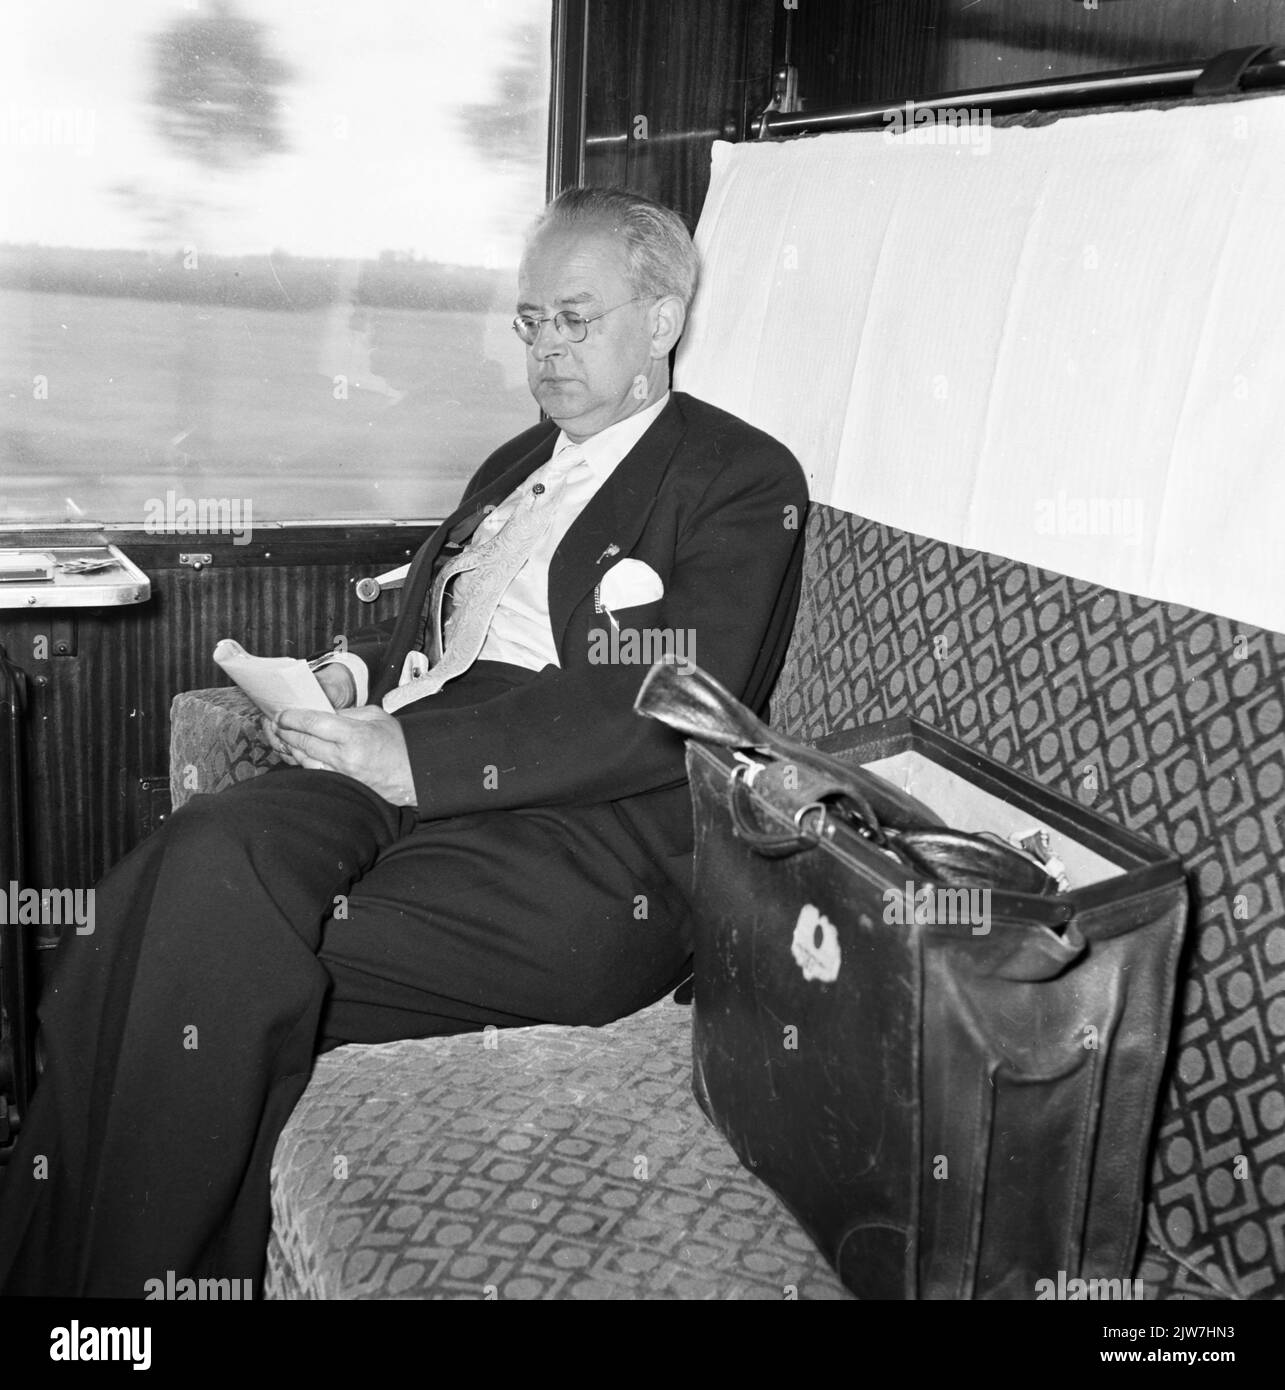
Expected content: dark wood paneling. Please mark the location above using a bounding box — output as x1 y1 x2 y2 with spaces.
787 0 950 111
582 1 1283 223
0 529 422 895
584 0 774 223
788 0 1284 111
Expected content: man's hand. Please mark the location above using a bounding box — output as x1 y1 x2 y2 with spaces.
265 706 418 807
315 663 356 710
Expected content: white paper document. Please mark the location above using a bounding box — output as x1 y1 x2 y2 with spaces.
212 638 333 718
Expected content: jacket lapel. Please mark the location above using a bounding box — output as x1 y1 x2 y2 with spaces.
547 395 686 654
370 428 558 701
373 397 687 700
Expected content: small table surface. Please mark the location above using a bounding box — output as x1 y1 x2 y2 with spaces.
0 544 150 609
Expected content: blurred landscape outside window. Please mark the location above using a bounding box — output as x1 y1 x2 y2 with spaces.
0 0 552 527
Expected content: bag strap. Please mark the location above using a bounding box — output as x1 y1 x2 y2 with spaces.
636 656 947 832
727 763 893 858
727 766 826 857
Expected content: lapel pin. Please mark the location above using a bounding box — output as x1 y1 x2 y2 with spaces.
597 544 621 565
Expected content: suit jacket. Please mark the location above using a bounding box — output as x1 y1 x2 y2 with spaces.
345 390 808 894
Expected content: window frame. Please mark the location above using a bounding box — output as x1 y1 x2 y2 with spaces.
3 1 577 542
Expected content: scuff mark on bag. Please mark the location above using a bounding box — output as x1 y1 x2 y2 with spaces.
791 903 841 983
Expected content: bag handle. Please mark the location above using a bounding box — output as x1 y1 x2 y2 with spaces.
636 656 948 833
895 829 1064 899
643 657 1068 901
728 763 892 859
728 766 822 857
729 765 1067 914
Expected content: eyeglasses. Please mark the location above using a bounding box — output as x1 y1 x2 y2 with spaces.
512 297 648 345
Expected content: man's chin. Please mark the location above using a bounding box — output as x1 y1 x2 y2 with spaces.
534 384 586 426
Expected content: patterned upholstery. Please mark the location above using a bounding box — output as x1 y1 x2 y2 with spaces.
169 687 282 806
264 995 845 1300
168 687 851 1300
770 504 1285 1301
170 496 1285 1298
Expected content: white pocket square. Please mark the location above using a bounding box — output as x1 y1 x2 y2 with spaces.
597 558 664 614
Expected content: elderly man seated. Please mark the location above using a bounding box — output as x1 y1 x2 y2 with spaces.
0 186 807 1298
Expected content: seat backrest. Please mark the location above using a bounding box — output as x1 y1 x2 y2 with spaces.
677 94 1285 1298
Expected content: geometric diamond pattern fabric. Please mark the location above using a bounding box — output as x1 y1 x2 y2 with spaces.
172 500 1284 1298
169 687 284 809
264 996 849 1300
770 504 1285 1301
169 692 851 1300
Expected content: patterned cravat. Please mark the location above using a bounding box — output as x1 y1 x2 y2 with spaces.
382 448 586 712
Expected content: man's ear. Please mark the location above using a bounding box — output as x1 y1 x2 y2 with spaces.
649 294 686 358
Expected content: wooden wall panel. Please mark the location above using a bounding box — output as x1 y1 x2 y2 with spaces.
582 1 1282 223
788 0 950 111
0 532 413 896
787 0 1283 112
584 0 774 224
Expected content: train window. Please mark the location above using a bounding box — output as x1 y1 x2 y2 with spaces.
1 0 552 529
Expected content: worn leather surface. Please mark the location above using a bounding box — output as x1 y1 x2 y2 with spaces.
686 734 1188 1299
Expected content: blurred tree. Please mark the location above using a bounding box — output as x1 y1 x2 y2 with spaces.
109 1 296 473
110 1 294 245
459 21 548 187
149 0 293 170
456 17 550 270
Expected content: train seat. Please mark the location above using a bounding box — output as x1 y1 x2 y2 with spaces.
170 85 1285 1300
170 685 850 1299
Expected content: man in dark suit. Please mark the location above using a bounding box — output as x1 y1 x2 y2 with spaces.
0 187 807 1297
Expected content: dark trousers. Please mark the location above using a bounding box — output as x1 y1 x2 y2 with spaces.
0 668 690 1297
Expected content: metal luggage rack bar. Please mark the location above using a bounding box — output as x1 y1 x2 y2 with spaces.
757 44 1285 139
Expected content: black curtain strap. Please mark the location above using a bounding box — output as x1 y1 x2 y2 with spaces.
1193 43 1283 98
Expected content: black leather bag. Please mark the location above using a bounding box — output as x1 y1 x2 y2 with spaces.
636 657 1189 1299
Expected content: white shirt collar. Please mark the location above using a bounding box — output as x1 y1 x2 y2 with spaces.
550 391 670 475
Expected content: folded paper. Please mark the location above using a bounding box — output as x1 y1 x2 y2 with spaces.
212 639 332 718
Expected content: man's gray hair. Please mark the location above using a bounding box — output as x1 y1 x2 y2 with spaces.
530 186 700 312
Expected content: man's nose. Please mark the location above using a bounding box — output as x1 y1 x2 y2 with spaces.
529 319 567 357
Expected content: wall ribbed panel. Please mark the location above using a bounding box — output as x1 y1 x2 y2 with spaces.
0 545 409 898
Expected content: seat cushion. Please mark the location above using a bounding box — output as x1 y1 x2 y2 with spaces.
264 994 851 1299
169 686 847 1299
